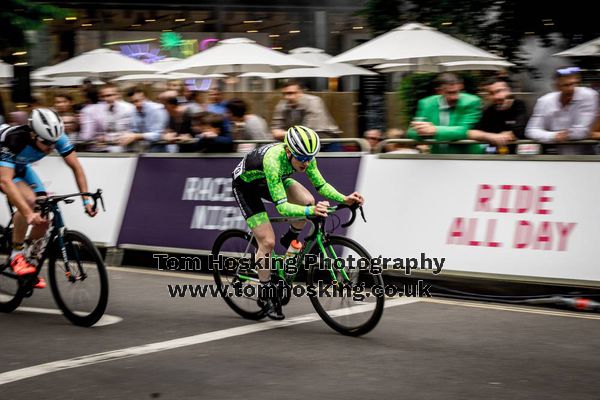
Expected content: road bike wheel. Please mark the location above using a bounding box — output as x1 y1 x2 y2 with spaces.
307 235 384 336
0 263 24 313
212 229 266 320
48 230 109 327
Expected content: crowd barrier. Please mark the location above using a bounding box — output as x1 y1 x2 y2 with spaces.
376 138 600 154
69 138 370 154
1 144 599 287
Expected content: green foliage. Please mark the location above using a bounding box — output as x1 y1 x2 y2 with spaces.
356 0 403 35
0 0 67 60
359 0 599 69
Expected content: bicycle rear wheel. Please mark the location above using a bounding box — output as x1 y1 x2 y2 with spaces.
212 229 266 320
48 230 109 327
0 263 23 313
307 235 384 336
0 225 23 313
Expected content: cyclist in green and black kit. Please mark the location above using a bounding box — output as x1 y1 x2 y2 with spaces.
231 125 364 320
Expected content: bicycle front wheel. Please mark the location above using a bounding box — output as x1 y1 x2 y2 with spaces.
48 230 109 327
307 235 384 336
212 229 265 320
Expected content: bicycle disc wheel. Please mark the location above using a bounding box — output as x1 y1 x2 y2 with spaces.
0 264 23 313
212 229 265 320
307 235 384 336
48 230 109 327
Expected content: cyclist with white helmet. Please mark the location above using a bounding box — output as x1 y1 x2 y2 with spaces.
231 125 364 319
0 108 96 288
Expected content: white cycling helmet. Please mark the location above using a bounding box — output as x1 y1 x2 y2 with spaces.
29 108 64 143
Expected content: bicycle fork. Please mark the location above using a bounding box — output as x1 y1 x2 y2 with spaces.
47 208 85 283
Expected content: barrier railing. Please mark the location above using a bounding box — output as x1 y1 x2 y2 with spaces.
70 138 371 154
375 138 600 154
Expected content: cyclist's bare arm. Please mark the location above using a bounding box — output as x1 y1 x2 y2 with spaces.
63 152 97 217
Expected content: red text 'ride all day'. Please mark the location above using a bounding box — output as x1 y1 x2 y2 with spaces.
446 184 576 251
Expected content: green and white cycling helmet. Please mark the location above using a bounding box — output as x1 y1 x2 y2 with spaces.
285 125 320 162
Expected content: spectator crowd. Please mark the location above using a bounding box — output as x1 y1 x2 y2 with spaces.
1 67 599 155
0 79 341 154
389 67 600 155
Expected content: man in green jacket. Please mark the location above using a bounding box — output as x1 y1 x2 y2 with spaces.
407 73 484 154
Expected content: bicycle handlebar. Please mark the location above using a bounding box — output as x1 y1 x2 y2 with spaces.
333 203 366 228
35 189 105 215
310 203 366 227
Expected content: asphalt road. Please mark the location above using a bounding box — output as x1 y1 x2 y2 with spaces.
1 266 599 400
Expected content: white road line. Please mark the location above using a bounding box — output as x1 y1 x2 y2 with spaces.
15 307 123 327
0 297 419 386
107 266 214 281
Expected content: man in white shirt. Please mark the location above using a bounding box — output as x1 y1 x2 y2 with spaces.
526 67 599 154
80 83 135 152
120 87 169 152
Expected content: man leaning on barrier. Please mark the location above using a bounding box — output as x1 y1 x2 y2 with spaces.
525 67 599 155
271 80 342 151
406 73 484 154
468 76 528 154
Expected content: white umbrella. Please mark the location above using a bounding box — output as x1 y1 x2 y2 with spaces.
239 72 278 79
32 76 104 87
374 60 515 73
554 37 600 57
170 72 226 80
111 73 174 82
164 37 317 75
31 66 53 80
153 57 184 73
0 60 13 80
111 72 226 82
151 59 226 79
328 22 503 66
41 48 159 78
241 47 377 79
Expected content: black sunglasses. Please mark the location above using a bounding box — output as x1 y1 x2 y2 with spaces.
37 137 55 146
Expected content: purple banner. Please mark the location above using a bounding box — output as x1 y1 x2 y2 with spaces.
117 155 362 251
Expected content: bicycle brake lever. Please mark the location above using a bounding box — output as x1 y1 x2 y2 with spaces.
359 206 367 223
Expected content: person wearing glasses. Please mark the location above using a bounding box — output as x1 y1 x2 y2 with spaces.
526 66 599 155
231 125 364 320
0 109 96 288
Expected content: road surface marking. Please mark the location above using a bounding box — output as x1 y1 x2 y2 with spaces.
16 307 123 327
107 266 214 281
0 297 418 385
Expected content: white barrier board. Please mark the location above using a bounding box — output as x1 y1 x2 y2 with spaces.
349 155 600 284
0 155 137 246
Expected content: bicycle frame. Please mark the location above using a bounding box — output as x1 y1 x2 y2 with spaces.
39 204 81 283
235 210 352 286
0 201 80 284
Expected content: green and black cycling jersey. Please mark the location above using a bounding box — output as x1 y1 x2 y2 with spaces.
232 143 345 228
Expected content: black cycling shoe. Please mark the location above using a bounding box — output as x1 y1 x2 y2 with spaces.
257 297 285 320
257 282 285 320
